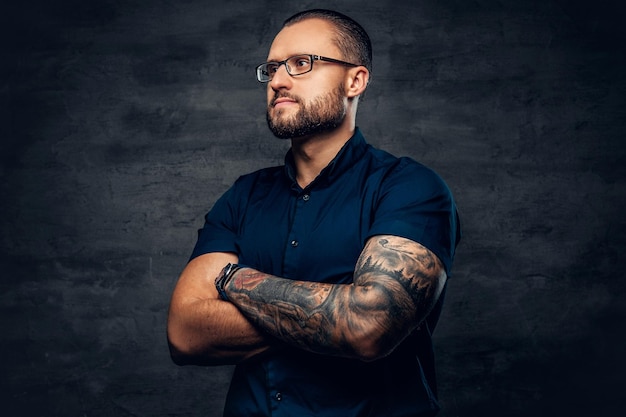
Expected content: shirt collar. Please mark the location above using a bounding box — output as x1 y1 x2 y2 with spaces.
284 127 368 190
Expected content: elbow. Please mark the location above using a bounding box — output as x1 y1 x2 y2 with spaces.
167 330 194 366
354 347 386 363
348 329 399 362
167 326 232 367
169 347 190 366
352 339 393 362
167 332 217 366
345 313 420 362
166 318 209 366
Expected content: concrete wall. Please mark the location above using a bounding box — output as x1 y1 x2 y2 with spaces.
2 0 624 415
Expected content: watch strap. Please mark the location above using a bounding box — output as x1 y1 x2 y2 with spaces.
215 263 243 301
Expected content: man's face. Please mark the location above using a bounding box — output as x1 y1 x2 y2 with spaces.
264 19 349 139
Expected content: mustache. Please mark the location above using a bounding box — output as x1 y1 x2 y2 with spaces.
270 92 301 107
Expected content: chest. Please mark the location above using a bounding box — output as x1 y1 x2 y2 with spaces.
236 178 377 283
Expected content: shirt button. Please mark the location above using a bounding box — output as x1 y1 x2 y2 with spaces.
275 392 282 401
291 240 298 247
302 194 310 201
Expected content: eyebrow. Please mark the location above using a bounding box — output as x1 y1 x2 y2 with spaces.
265 52 311 62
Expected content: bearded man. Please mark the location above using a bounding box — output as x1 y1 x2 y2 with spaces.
167 9 461 417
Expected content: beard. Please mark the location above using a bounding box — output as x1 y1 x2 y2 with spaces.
266 84 347 139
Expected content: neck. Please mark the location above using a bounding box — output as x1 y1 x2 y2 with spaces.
290 121 355 189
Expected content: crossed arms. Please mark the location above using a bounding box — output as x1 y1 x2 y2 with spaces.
167 234 447 365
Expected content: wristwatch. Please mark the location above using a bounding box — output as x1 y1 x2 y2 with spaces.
215 263 243 302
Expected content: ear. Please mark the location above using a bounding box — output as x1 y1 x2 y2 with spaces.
345 66 370 98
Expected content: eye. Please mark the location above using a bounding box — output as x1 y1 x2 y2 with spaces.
294 58 310 68
266 63 279 74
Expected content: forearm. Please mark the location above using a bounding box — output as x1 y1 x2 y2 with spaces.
224 271 400 360
223 235 446 361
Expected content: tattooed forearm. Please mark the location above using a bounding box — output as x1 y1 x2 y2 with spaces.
224 235 447 361
227 272 343 352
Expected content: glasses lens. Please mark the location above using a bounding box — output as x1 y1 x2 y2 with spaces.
287 55 312 76
256 63 275 82
255 55 314 82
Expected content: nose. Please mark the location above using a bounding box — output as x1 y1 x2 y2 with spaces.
269 63 292 90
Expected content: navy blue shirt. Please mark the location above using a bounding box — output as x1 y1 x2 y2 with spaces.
191 128 461 417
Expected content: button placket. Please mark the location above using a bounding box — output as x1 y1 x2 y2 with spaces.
290 193 308 249
283 190 309 276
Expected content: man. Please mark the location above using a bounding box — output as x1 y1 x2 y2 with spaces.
167 9 461 417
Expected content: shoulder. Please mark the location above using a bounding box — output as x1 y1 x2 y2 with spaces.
364 146 453 200
231 165 285 190
212 165 285 211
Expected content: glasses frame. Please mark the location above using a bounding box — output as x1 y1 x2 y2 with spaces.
256 54 360 83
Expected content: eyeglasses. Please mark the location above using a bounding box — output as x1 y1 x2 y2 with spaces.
256 54 359 83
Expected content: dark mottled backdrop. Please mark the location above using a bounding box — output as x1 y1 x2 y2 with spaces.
1 0 625 416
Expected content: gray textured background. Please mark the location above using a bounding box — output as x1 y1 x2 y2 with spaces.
2 0 625 416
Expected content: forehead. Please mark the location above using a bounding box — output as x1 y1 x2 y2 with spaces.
267 18 340 60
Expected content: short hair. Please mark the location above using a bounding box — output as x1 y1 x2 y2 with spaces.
283 9 372 74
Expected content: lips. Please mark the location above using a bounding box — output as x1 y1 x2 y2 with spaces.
271 95 298 107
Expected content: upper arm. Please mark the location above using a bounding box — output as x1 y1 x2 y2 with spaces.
353 235 447 334
167 252 279 365
167 251 238 344
367 160 460 277
169 252 239 307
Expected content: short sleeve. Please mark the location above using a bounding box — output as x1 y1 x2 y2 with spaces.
367 158 461 275
189 183 241 261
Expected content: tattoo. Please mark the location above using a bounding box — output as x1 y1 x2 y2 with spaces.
358 237 442 313
225 235 446 359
